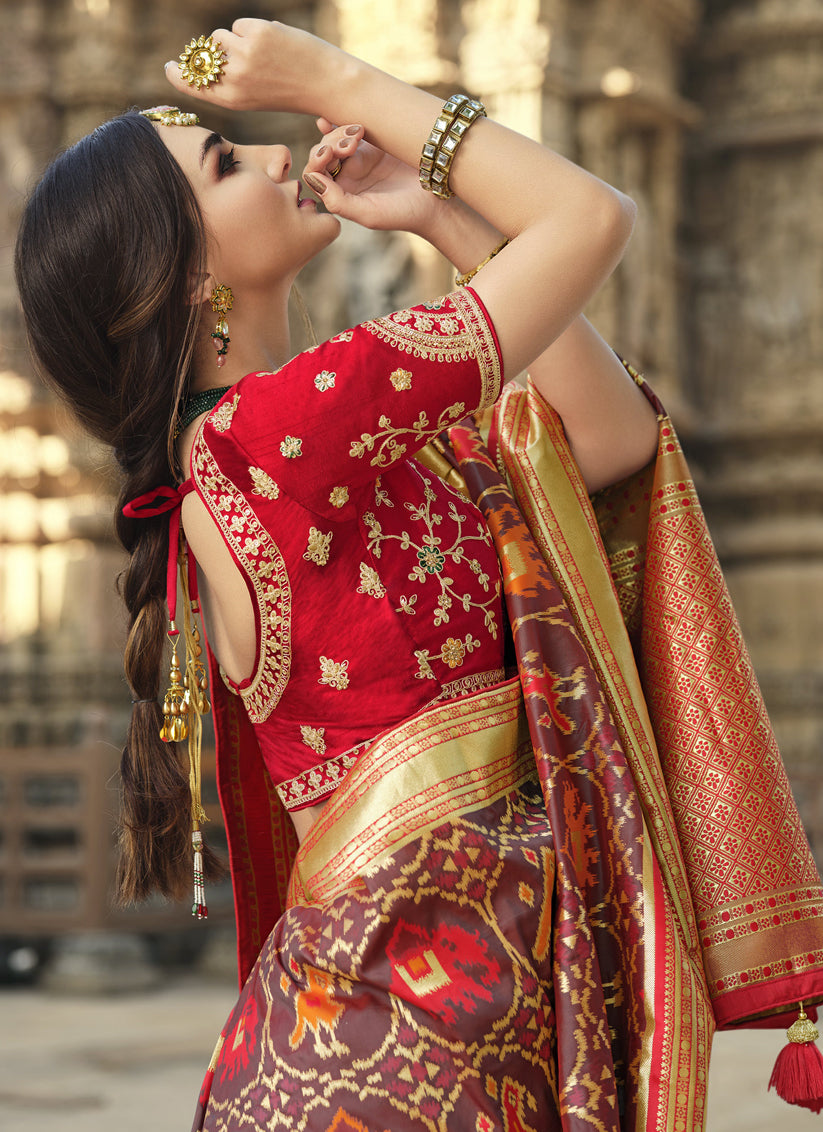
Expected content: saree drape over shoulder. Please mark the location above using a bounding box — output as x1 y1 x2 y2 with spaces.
188 297 823 1131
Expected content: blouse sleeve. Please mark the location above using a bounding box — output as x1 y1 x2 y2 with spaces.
201 287 502 518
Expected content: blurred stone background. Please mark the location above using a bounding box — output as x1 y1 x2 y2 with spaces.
0 0 821 1045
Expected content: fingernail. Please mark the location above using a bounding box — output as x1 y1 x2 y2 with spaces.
164 61 175 69
304 173 326 195
339 138 350 149
316 145 327 157
345 124 361 135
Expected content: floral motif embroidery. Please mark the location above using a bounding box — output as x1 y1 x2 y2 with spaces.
304 527 332 566
248 466 280 500
357 562 386 600
329 486 349 509
209 391 240 433
417 546 446 574
349 404 465 469
280 435 303 459
441 637 468 668
415 634 480 680
300 725 327 756
390 368 412 391
374 477 394 508
314 370 336 392
365 471 500 639
319 656 349 690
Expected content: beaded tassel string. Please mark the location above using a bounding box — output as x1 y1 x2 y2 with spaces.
159 533 211 918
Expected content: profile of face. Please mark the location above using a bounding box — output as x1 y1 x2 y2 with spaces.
155 122 341 297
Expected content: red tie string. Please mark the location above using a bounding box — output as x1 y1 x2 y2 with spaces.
122 481 197 626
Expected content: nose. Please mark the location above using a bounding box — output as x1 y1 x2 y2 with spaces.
263 144 292 181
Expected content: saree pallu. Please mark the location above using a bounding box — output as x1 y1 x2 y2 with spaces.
201 377 823 1132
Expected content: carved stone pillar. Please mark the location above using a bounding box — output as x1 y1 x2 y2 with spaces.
686 0 823 855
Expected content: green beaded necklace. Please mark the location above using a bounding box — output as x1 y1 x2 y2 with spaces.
176 386 232 434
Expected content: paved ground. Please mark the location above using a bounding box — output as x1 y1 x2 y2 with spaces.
1 975 821 1130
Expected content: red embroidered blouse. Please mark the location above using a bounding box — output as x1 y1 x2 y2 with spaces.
188 288 506 810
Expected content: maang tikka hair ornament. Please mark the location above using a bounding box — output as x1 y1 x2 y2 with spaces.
139 106 200 127
210 284 233 367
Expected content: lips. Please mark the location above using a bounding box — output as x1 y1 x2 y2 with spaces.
296 180 316 208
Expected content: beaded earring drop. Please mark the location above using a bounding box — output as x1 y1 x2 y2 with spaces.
210 283 233 367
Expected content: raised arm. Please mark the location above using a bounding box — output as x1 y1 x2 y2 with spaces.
167 22 633 375
166 19 656 490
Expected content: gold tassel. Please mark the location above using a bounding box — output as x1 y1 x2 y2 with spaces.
158 534 212 918
160 629 187 743
180 544 211 919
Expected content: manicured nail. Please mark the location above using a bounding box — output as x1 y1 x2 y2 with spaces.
316 145 327 157
345 124 361 135
339 138 351 149
164 61 175 69
304 173 326 195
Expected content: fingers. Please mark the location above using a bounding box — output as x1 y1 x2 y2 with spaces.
303 123 364 185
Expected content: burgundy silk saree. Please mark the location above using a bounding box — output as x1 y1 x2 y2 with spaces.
195 378 823 1131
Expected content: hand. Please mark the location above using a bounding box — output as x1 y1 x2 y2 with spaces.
302 120 442 236
164 19 346 115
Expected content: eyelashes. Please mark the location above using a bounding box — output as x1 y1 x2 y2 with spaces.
218 147 239 175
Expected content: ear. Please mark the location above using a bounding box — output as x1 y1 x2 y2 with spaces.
188 271 214 307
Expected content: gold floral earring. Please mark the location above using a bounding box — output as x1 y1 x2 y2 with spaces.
210 284 233 367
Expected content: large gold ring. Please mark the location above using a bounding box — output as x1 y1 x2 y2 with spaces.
179 35 226 89
329 163 342 179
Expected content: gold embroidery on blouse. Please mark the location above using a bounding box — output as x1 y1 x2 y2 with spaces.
319 656 349 690
314 370 336 392
248 466 280 500
390 368 412 391
280 435 303 459
304 527 332 566
362 291 501 410
395 594 418 615
374 477 394 508
415 633 480 680
349 403 466 469
191 434 292 724
365 470 500 639
329 485 349 509
300 725 327 755
357 562 386 600
209 391 241 433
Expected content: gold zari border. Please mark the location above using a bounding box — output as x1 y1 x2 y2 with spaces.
288 677 530 907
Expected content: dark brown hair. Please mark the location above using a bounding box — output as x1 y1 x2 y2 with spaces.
14 112 222 901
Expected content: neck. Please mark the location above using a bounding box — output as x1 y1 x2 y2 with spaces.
190 286 293 391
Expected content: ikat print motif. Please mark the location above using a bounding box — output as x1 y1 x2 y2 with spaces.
196 780 559 1129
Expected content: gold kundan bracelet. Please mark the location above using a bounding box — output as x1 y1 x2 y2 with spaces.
455 238 510 287
419 94 487 199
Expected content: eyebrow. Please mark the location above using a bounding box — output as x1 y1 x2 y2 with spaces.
199 132 224 168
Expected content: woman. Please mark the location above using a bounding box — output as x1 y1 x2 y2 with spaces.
15 19 823 1132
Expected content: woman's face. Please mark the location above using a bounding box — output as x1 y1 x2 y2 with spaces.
156 123 340 294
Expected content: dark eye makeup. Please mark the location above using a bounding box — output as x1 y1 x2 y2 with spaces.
218 147 239 176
